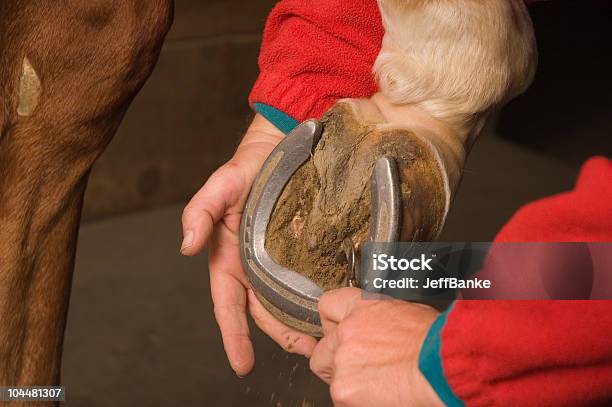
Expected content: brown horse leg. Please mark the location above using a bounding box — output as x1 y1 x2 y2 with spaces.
0 0 173 396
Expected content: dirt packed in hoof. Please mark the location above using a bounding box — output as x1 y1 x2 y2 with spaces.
265 101 445 290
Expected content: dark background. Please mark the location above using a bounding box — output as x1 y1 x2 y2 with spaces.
62 1 611 406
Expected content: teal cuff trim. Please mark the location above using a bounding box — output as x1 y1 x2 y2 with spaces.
419 304 464 407
253 103 300 135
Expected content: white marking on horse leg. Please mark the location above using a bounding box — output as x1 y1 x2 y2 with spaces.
17 57 42 117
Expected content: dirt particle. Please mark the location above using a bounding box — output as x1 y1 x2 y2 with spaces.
302 399 315 407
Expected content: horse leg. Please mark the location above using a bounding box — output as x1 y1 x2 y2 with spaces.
0 0 173 396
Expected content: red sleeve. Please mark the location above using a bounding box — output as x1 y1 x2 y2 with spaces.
495 157 612 243
444 300 612 407
249 0 383 122
442 157 612 407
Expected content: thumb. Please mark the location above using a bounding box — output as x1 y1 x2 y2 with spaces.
318 287 363 335
181 162 246 256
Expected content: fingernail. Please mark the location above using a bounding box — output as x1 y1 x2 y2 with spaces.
180 230 194 254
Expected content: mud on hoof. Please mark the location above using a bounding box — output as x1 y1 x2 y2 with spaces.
265 100 449 291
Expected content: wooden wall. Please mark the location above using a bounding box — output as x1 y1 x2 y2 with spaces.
83 0 277 219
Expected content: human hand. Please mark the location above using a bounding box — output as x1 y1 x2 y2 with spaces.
181 114 318 376
310 288 444 407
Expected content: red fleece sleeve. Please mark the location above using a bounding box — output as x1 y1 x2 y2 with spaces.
249 0 383 122
442 157 612 407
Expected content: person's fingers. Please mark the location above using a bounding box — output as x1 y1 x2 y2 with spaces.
209 226 254 376
211 276 254 376
181 162 245 256
211 272 254 376
318 287 363 330
247 289 318 357
309 328 341 384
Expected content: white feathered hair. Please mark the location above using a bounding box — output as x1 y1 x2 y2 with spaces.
374 0 537 140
